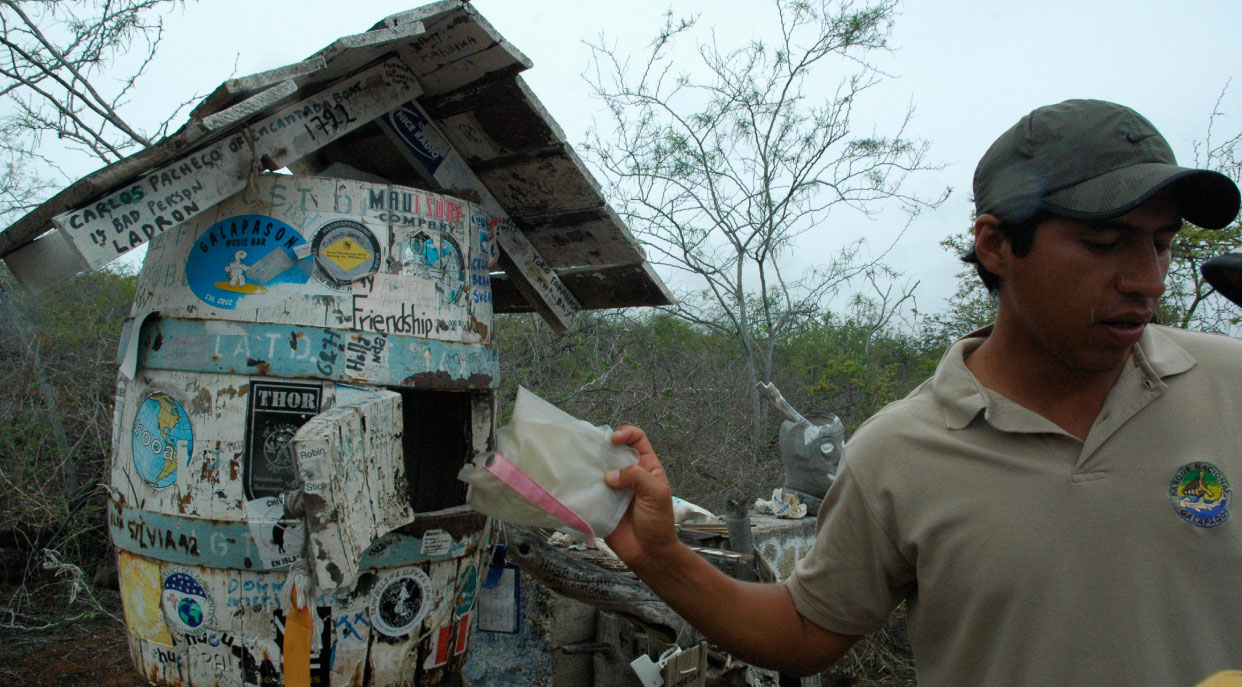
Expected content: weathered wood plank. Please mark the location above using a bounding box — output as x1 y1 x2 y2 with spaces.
474 148 604 220
189 58 326 122
518 209 648 268
398 7 532 97
294 388 414 592
1 229 88 296
376 98 579 330
134 318 499 389
198 79 300 133
492 262 676 313
127 175 492 345
41 57 421 281
425 75 565 161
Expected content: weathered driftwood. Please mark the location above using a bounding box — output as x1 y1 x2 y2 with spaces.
757 382 844 510
504 525 692 643
503 525 783 686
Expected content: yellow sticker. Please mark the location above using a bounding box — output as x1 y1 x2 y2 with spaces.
118 551 173 646
322 238 373 272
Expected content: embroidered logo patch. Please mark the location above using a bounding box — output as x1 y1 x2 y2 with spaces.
1169 462 1231 528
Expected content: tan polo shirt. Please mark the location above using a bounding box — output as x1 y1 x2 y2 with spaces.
786 325 1242 686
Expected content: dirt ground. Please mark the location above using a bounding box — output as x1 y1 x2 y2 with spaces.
0 582 913 687
0 585 144 687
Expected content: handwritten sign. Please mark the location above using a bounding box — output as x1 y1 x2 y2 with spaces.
51 56 421 271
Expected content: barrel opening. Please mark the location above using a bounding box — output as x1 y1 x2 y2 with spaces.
396 388 474 512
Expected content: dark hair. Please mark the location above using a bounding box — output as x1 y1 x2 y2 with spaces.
961 211 1050 293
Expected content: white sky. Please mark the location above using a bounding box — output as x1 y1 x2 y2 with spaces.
76 0 1242 313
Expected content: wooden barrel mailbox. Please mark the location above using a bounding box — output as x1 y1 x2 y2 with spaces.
110 174 498 686
0 4 675 685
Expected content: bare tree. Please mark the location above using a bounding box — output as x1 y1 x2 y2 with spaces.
583 0 947 448
0 0 191 223
1163 83 1242 334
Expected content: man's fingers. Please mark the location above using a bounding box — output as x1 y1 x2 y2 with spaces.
612 424 651 451
606 463 669 497
612 425 661 471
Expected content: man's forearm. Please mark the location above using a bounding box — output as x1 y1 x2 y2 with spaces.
628 539 858 677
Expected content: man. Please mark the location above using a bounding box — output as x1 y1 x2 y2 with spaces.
603 100 1242 685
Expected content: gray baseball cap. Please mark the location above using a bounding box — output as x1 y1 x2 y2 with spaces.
974 99 1240 228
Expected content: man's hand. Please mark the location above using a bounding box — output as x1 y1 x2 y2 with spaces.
601 424 858 676
604 425 680 571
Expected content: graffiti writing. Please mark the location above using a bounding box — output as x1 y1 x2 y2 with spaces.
111 508 200 556
315 329 342 377
335 611 371 641
351 298 434 336
344 334 386 374
225 577 285 609
184 631 237 648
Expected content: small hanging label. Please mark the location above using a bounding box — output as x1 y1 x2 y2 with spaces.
482 543 507 588
476 563 520 633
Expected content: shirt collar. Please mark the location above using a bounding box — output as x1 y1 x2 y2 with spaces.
932 324 1196 431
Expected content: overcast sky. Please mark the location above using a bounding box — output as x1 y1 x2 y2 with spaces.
94 0 1242 313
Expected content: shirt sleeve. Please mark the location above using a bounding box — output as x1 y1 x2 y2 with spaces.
783 457 915 636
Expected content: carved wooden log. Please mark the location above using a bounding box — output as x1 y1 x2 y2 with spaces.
757 382 844 506
502 526 781 686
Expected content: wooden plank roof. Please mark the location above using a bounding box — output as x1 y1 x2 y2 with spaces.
0 0 672 316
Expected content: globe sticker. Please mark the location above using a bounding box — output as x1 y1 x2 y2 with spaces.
185 214 310 309
371 567 433 637
162 568 214 635
132 392 193 489
312 219 381 288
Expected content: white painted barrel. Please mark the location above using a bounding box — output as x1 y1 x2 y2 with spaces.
110 174 499 686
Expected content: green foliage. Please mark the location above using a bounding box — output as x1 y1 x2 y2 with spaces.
493 308 942 512
0 267 135 550
917 229 996 347
780 313 940 431
1160 221 1242 333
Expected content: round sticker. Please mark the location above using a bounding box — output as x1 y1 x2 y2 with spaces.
185 214 309 310
370 567 433 637
162 568 214 634
401 231 465 305
132 392 193 489
1169 462 1231 528
312 219 381 288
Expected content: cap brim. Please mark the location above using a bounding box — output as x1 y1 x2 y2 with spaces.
1044 163 1240 229
1202 250 1242 306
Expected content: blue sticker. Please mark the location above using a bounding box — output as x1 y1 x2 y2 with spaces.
385 103 445 174
132 392 193 489
185 214 309 309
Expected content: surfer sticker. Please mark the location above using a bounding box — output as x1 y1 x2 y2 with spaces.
185 214 310 309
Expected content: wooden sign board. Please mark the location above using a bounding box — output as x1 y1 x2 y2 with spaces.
35 57 422 285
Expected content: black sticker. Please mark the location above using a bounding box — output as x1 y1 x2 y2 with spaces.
244 380 322 499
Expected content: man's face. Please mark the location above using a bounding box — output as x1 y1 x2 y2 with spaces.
998 193 1181 374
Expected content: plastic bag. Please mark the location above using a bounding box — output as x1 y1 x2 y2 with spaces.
458 387 638 545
